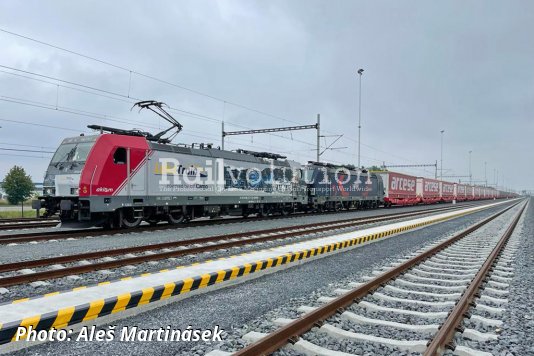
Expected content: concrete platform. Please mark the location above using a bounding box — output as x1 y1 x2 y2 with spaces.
0 200 508 350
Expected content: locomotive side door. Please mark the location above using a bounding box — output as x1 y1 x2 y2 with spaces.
114 146 146 196
128 148 147 194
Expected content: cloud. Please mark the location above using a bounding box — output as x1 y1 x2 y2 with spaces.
0 0 531 190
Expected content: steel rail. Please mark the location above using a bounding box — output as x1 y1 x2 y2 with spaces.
0 204 478 287
424 201 526 355
0 203 479 244
0 221 58 230
232 201 522 356
0 217 57 223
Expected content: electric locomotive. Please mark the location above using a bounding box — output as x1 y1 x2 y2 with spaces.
33 101 310 228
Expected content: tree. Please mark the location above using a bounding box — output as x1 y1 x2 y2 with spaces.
368 165 386 172
2 166 34 205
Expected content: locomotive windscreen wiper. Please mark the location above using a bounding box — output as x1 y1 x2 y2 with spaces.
53 144 78 167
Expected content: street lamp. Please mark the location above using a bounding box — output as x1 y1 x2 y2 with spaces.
357 68 364 168
484 161 487 187
440 130 445 180
468 150 472 185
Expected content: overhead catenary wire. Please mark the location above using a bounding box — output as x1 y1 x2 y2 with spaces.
0 64 408 164
0 28 311 128
0 84 432 175
0 28 438 175
0 141 56 150
0 117 83 132
0 95 311 152
0 65 316 148
0 93 420 171
0 153 52 158
0 28 318 136
0 147 55 154
0 98 287 153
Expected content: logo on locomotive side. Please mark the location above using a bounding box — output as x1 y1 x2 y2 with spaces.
96 187 114 193
154 162 208 178
391 176 415 191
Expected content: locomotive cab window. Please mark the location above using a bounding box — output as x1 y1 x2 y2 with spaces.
113 147 127 164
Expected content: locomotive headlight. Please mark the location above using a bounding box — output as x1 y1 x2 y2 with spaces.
44 187 55 195
71 188 79 195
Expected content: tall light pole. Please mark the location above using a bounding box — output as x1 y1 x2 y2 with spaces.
357 68 364 168
468 150 472 185
484 161 487 187
440 130 445 180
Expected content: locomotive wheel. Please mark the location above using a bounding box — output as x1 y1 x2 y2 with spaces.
256 206 267 218
102 211 122 229
146 218 160 226
167 211 185 224
280 207 291 216
122 210 142 228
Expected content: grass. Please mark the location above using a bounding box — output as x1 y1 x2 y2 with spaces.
0 209 45 219
0 199 35 206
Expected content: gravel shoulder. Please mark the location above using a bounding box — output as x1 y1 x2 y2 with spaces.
467 197 534 355
7 202 515 356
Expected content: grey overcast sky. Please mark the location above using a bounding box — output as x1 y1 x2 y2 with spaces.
0 0 532 191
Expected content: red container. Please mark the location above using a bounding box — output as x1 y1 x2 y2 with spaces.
378 171 418 206
416 177 441 204
441 181 455 202
456 184 468 201
474 186 482 200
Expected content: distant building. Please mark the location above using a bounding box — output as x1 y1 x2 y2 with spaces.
33 182 43 196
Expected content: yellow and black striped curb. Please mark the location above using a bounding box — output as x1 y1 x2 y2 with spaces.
0 204 495 344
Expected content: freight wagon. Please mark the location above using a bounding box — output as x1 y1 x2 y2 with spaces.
378 171 418 206
455 184 468 201
473 186 484 200
441 181 455 202
416 177 441 204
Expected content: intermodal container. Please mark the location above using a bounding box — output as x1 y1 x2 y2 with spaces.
378 171 418 206
441 181 455 202
456 184 468 201
416 177 441 204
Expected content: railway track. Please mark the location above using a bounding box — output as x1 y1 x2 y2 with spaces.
0 202 484 244
0 203 485 288
0 217 56 224
0 220 58 231
226 200 525 356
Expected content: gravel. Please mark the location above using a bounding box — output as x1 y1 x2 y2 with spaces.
450 198 533 355
283 201 523 355
5 201 517 356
